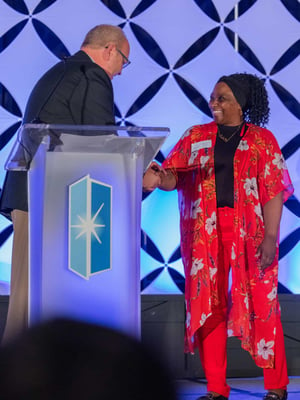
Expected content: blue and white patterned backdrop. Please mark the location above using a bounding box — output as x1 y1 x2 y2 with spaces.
0 0 299 295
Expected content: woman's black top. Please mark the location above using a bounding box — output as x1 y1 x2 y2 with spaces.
214 124 248 208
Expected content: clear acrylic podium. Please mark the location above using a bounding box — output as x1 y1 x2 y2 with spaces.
6 124 168 338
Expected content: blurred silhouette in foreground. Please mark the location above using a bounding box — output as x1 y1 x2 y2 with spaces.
0 318 177 400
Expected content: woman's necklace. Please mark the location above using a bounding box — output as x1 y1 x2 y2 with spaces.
217 122 244 143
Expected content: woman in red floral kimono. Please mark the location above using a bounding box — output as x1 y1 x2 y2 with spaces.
143 73 294 400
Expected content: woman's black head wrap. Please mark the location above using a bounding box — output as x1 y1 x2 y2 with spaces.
218 74 250 110
217 73 270 127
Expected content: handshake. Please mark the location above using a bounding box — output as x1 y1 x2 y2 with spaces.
142 162 176 192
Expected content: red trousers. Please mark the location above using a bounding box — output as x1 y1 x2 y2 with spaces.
196 207 289 398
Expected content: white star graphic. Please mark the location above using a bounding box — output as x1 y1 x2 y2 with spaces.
71 203 105 244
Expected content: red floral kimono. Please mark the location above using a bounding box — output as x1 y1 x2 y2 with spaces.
162 121 294 368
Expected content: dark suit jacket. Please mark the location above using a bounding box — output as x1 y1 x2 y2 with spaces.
0 51 115 215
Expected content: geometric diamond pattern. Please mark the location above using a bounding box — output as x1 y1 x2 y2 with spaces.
0 0 299 293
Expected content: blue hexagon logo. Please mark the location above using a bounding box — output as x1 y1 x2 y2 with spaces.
68 175 112 279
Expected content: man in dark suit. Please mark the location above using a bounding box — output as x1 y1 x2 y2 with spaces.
0 24 130 343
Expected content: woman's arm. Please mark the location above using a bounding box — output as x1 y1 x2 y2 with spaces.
256 191 284 270
142 162 177 192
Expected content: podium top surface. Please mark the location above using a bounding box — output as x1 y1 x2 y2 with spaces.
5 124 169 171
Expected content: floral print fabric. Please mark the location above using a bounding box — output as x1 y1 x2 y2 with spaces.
162 122 294 368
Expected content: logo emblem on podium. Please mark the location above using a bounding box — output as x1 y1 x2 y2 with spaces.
68 175 112 279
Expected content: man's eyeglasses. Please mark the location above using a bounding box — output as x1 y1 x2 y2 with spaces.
116 48 131 69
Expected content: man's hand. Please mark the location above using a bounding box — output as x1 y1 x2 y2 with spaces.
142 162 166 192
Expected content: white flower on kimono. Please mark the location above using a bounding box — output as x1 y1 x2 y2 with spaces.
180 198 188 220
227 329 234 337
200 313 208 326
209 267 217 280
198 184 202 192
200 155 209 168
264 163 271 178
240 228 246 238
190 198 202 219
244 177 259 199
238 140 249 151
231 244 236 260
267 287 277 301
188 151 198 165
205 212 216 235
254 204 263 221
181 130 194 139
182 128 192 138
186 312 191 328
257 338 275 360
190 258 204 276
272 153 287 170
244 294 249 310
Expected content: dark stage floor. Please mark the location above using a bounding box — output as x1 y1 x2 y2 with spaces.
176 376 300 399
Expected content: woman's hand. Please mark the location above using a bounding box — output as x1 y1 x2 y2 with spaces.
256 234 277 270
256 192 283 271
